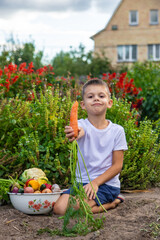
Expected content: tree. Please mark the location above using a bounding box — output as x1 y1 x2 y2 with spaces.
0 35 43 69
52 51 73 76
52 44 111 77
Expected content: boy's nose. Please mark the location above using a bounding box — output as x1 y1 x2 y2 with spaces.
94 96 100 101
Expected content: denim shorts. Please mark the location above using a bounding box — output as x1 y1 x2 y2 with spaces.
62 183 120 206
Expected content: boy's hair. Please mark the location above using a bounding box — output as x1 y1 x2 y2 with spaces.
82 79 111 99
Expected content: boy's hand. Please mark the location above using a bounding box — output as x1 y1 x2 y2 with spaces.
64 126 75 142
83 181 99 200
64 126 85 142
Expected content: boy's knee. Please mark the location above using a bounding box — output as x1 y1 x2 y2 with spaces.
53 202 66 215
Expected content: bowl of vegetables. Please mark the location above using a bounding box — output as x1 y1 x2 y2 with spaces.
8 191 62 214
7 168 63 214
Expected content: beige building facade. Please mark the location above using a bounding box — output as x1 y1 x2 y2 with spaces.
91 0 160 67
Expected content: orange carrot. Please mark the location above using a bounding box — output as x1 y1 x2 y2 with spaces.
70 101 78 137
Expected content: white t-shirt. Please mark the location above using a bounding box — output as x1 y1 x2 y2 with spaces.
76 119 128 188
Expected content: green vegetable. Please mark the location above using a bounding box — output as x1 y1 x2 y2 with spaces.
20 168 46 183
40 184 46 191
38 140 106 237
18 188 24 193
0 176 24 201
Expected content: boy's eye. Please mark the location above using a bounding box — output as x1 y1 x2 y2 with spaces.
88 96 93 98
100 95 105 98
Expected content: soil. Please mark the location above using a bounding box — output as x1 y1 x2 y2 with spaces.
0 187 160 240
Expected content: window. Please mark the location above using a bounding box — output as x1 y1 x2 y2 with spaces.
112 25 118 30
148 44 160 60
150 10 158 24
117 45 137 62
129 11 138 25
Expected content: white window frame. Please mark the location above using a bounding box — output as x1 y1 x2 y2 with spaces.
150 10 159 25
117 45 137 62
148 44 160 60
129 10 138 25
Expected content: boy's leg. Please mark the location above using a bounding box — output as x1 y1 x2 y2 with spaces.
91 198 121 214
86 194 124 214
53 194 123 215
53 194 70 215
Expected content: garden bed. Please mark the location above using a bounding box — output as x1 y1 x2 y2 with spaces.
0 187 160 240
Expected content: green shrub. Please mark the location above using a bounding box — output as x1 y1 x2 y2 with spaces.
127 62 160 121
107 97 160 189
0 88 73 185
0 90 159 190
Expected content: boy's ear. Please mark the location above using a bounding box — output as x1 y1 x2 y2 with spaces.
107 99 113 109
80 101 86 110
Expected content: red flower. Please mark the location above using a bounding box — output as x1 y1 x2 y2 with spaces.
33 204 41 210
36 68 44 75
102 73 107 77
11 76 19 84
8 63 17 73
44 200 51 207
112 72 116 78
19 62 27 71
27 92 35 101
43 66 47 72
46 83 53 86
4 66 9 74
133 87 138 95
48 64 53 71
4 79 10 91
26 62 34 74
0 68 3 76
36 80 42 85
28 201 34 206
6 72 11 80
29 62 34 69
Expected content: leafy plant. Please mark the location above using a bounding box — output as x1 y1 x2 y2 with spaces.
38 140 105 237
0 64 160 191
106 97 160 189
0 90 160 190
127 61 160 121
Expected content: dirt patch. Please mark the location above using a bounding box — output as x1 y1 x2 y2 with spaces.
0 188 160 240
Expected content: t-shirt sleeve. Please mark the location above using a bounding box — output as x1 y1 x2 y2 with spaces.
78 119 86 130
113 127 128 151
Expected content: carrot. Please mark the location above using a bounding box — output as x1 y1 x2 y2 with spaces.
70 101 78 137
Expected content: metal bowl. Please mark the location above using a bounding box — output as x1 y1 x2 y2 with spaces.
8 191 62 215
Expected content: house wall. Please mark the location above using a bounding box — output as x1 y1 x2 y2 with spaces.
92 0 160 67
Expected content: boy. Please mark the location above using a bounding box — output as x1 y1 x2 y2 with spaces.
53 79 128 215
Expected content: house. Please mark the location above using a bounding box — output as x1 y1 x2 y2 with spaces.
91 0 160 67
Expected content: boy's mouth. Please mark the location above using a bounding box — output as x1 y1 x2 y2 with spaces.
92 103 101 106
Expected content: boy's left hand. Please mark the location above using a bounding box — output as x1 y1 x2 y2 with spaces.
83 181 98 200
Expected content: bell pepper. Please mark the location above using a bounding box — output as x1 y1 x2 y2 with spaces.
27 179 40 191
37 177 48 186
25 178 34 187
45 183 52 190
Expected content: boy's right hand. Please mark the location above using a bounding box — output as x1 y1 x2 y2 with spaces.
64 126 85 142
64 126 75 142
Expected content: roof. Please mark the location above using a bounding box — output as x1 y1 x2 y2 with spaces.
90 0 123 40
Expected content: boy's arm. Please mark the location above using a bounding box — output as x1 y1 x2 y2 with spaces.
84 150 124 200
64 126 85 142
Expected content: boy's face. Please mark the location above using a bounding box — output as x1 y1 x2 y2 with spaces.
81 84 113 116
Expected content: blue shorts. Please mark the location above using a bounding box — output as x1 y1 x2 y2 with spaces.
62 183 120 206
